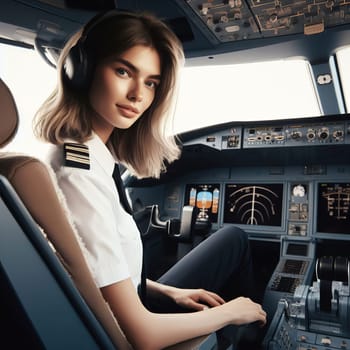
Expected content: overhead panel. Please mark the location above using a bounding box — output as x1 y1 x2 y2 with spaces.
184 0 350 42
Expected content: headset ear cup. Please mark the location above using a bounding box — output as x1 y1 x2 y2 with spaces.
63 42 90 90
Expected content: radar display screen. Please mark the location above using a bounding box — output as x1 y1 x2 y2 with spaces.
224 184 283 226
317 183 350 234
185 184 220 223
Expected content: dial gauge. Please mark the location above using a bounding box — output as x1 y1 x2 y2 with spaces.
292 184 306 197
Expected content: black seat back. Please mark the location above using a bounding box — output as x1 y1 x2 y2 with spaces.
0 175 117 349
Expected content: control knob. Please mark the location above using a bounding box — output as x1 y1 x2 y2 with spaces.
291 131 302 140
333 129 344 141
318 127 329 141
306 128 316 141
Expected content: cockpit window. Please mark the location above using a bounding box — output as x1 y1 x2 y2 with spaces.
0 43 330 146
336 46 350 113
170 59 321 134
0 43 56 158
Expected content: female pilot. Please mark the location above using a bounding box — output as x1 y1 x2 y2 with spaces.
34 10 266 350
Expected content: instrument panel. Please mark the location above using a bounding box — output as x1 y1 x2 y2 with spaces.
181 178 350 239
129 115 350 240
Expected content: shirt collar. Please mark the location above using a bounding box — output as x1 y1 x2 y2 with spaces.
86 132 117 176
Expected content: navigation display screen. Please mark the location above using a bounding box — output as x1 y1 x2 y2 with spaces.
224 183 283 226
185 184 220 223
317 183 350 234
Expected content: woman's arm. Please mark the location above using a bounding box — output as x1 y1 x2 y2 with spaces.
146 279 225 311
101 278 266 350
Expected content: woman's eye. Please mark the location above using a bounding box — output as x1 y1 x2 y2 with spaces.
116 68 129 76
146 81 159 89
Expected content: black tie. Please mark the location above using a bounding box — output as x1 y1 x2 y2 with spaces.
112 164 133 215
112 163 147 305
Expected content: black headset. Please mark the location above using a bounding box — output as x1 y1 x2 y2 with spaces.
63 10 126 90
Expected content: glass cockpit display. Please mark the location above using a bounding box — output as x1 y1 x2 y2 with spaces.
185 184 220 223
224 184 283 226
317 183 350 234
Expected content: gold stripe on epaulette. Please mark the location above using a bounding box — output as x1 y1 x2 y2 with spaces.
64 144 89 154
66 154 90 165
65 151 89 161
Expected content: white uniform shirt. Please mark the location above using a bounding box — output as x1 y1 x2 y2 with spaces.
46 133 143 289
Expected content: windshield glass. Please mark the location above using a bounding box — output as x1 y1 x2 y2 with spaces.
0 43 56 158
171 59 321 134
336 46 350 113
1 43 349 152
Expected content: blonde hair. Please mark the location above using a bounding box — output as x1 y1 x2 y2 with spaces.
34 11 184 178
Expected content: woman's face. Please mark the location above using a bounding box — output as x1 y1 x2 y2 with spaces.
89 45 161 142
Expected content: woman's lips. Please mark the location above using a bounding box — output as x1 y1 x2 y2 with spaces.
117 104 139 118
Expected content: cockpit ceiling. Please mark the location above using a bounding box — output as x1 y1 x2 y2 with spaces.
186 0 350 42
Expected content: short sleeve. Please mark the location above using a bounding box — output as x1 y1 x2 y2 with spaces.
56 167 141 288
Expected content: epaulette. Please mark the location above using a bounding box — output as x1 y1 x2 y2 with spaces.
63 143 90 170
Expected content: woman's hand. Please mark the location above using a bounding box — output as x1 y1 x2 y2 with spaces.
146 280 267 327
224 297 267 326
168 287 226 311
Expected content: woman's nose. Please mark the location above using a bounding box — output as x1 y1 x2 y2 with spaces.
127 82 143 102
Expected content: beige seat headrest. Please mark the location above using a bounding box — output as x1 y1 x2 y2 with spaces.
0 78 19 147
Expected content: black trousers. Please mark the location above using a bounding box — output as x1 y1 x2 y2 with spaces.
146 225 257 348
